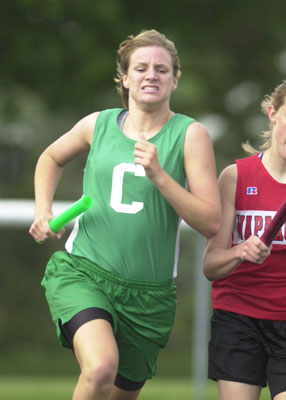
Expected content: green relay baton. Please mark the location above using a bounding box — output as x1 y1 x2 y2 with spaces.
49 195 93 233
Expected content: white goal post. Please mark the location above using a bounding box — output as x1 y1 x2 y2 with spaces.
0 199 192 229
0 199 73 227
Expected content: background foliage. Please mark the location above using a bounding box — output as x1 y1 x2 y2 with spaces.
0 0 286 391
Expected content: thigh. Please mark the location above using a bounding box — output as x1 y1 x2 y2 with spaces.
63 311 147 395
73 319 118 370
60 307 114 349
41 251 118 347
113 279 177 383
218 380 261 400
109 386 141 400
208 310 267 387
273 393 286 400
116 321 161 384
267 357 286 400
261 320 286 399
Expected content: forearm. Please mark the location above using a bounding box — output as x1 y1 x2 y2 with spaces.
202 245 242 281
34 151 64 217
153 168 220 238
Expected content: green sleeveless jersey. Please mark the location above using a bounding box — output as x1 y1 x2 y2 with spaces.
66 108 195 281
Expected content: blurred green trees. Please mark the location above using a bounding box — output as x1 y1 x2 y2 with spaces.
1 0 286 199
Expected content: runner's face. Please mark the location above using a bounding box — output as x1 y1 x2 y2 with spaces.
123 46 177 108
269 101 286 159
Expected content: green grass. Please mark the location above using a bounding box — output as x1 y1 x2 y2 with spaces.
0 376 271 399
0 376 75 400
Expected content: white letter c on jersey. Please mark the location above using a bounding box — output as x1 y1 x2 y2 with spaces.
110 163 145 214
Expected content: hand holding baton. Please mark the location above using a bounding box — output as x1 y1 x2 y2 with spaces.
49 195 93 233
34 195 93 244
260 200 286 246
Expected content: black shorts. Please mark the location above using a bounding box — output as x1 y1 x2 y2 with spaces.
208 309 286 399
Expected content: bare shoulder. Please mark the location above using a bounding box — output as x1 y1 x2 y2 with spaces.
74 111 100 144
185 121 211 142
219 164 237 184
82 111 100 124
184 122 213 160
218 164 238 201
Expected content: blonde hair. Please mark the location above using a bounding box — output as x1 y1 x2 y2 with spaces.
114 29 181 108
242 81 286 155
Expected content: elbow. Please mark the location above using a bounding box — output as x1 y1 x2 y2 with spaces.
203 206 222 239
203 273 214 282
202 254 215 281
202 251 223 282
183 207 221 238
203 263 231 281
202 265 216 281
203 267 222 282
186 220 220 240
204 219 221 239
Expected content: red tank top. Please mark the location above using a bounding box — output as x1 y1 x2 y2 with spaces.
211 154 286 320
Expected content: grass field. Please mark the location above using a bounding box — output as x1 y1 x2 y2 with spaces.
0 376 271 399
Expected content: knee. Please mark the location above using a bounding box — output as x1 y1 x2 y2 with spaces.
81 357 118 394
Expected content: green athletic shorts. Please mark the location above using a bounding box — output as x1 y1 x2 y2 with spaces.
41 251 177 382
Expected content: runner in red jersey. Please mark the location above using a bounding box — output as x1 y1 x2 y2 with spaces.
203 81 286 400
